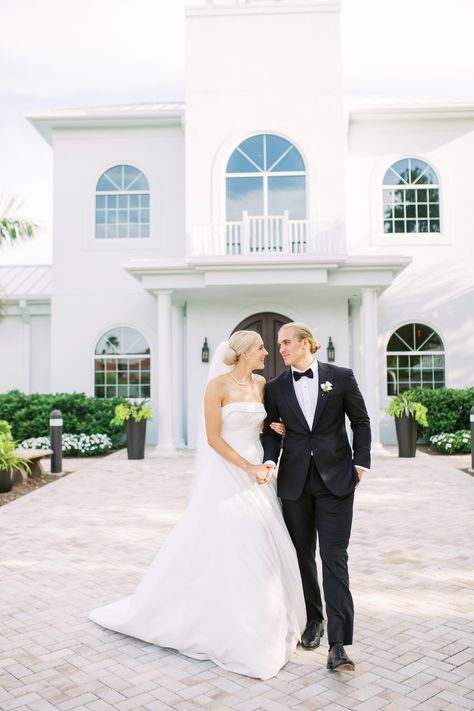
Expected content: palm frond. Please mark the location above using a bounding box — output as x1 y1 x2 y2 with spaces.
0 193 38 245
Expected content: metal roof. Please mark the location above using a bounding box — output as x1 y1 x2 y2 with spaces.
0 265 52 300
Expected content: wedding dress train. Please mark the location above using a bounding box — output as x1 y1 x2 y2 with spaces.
90 402 306 680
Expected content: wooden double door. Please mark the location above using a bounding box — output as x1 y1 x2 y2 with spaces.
232 312 291 382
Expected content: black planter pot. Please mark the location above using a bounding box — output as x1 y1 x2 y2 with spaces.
395 414 417 457
126 419 147 460
0 468 14 493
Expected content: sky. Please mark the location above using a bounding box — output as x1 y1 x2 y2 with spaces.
1 0 474 265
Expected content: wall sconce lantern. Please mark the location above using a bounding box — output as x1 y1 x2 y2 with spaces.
327 337 335 363
201 337 210 363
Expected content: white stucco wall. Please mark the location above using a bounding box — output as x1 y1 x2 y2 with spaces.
0 314 26 393
50 125 184 443
348 116 474 443
185 2 346 232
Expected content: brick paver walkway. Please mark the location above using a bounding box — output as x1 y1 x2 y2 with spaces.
0 449 473 711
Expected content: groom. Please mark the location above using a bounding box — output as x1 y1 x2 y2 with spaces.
262 322 371 672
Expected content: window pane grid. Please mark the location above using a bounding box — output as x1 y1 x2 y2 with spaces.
386 352 445 395
94 328 151 399
383 159 440 235
95 166 150 240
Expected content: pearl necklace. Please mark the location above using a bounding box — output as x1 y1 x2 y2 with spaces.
230 372 253 386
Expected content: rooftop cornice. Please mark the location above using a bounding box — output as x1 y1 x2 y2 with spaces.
186 1 340 18
26 102 185 145
347 100 474 121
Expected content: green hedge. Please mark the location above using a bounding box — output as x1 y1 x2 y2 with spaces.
0 391 126 446
406 387 474 443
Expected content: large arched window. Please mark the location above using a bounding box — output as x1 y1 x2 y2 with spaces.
95 165 150 239
226 134 306 220
94 327 150 398
225 134 306 253
386 323 445 395
383 158 440 234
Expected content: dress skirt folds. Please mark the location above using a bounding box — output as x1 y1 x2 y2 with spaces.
90 402 306 680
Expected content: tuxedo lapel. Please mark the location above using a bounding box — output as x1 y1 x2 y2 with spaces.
280 369 310 431
311 361 332 430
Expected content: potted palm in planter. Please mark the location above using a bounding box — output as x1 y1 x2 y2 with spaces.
0 432 31 493
387 393 428 458
111 400 154 460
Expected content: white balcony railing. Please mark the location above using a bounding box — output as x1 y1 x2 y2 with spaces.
187 212 346 259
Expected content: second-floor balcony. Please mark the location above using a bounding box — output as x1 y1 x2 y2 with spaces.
187 212 346 260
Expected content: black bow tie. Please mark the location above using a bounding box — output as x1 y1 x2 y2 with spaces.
293 368 314 381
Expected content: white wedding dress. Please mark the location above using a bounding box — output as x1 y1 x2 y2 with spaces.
90 401 306 680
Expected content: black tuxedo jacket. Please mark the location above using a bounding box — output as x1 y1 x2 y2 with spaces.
262 361 371 499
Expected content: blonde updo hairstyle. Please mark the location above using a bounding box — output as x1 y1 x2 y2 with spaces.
279 321 321 354
223 330 261 366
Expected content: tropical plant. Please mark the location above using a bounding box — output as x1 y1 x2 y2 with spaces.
387 392 428 427
111 399 154 427
0 420 12 438
0 433 31 480
0 193 38 246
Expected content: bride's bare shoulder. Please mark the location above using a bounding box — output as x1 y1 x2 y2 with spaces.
206 373 230 394
253 373 266 385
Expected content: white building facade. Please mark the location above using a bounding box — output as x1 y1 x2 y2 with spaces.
1 0 473 451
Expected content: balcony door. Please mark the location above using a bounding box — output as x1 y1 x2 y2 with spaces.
232 312 291 381
226 134 307 254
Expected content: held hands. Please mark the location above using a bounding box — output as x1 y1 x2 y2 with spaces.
246 463 275 485
270 418 286 437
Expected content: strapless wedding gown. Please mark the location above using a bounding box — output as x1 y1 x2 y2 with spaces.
90 402 306 680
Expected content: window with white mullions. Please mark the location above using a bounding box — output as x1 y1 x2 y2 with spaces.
225 134 307 254
383 158 440 235
94 327 151 398
386 323 445 395
95 165 150 239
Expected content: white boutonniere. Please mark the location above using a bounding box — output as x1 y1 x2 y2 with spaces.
320 381 333 394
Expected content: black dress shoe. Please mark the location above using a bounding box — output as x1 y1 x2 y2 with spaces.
301 620 324 648
327 644 355 672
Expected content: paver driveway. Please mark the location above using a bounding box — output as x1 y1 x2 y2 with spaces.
0 448 473 711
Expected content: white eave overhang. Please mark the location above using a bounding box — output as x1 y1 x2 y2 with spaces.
26 102 185 145
122 254 412 293
347 99 474 122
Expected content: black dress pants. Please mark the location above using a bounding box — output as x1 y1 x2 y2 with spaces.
281 460 355 646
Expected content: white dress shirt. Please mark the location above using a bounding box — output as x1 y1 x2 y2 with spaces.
291 360 318 429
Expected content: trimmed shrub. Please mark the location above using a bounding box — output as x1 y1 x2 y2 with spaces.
429 431 471 454
407 387 474 442
0 391 125 446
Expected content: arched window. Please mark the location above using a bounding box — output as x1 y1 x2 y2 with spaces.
386 323 445 395
226 134 306 221
95 165 150 239
383 158 440 234
94 327 151 398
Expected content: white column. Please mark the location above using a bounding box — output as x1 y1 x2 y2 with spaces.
361 288 386 455
172 303 186 448
152 290 177 457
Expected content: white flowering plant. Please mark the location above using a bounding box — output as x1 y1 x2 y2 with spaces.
20 433 113 457
320 381 333 393
429 430 471 454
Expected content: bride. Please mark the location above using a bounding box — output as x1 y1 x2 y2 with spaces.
90 330 306 680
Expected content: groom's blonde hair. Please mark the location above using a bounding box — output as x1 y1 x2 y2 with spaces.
224 330 262 365
279 322 321 354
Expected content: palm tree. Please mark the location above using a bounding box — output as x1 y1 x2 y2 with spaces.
0 193 37 245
